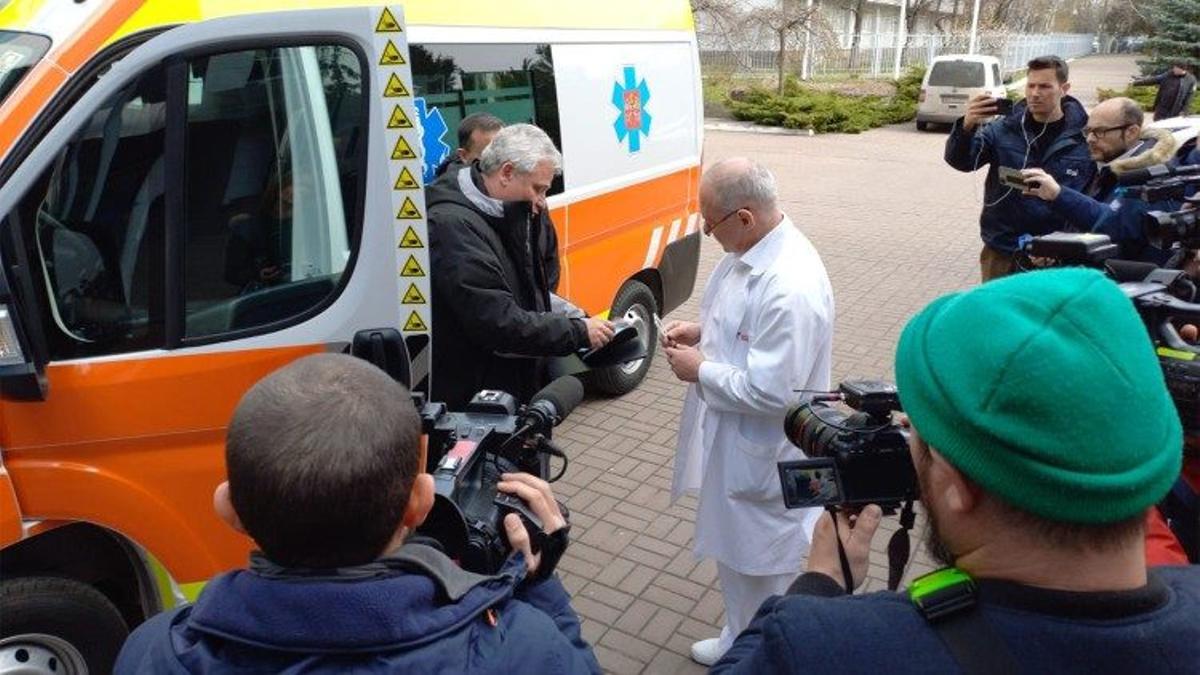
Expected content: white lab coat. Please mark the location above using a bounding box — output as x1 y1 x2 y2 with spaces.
672 216 834 576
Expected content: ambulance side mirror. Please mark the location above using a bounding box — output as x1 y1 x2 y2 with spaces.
350 328 412 390
0 274 46 401
0 211 48 401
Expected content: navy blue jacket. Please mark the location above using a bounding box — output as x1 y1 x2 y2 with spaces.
713 567 1200 674
945 97 1095 253
1051 130 1193 262
114 544 601 674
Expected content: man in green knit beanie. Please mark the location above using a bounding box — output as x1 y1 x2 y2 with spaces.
714 268 1200 675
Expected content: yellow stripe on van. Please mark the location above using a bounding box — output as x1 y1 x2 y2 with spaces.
108 0 694 46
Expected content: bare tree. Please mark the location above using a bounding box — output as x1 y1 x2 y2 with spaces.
755 0 823 93
849 0 869 70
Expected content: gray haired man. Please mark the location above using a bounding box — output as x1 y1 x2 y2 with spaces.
663 158 835 665
426 124 613 411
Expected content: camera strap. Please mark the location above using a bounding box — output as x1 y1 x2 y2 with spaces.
909 568 1020 675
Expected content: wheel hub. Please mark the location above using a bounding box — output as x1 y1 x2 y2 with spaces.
619 304 652 376
0 635 87 675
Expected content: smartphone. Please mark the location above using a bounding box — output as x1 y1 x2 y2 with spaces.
653 313 672 347
994 97 1014 116
778 458 844 509
998 166 1029 190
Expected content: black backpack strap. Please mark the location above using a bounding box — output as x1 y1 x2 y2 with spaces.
909 568 1021 675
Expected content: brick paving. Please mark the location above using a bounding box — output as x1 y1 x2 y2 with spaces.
553 55 1142 675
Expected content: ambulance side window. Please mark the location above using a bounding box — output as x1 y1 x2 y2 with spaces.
182 45 364 340
16 66 168 360
410 43 562 193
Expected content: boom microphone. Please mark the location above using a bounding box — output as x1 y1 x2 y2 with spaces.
521 376 584 435
1118 163 1200 186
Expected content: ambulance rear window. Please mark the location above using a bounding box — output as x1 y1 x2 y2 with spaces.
0 31 50 105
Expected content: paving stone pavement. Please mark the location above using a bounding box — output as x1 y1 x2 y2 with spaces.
552 55 1140 675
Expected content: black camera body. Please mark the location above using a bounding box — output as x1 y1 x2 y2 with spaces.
413 381 579 574
1120 276 1200 432
778 380 918 509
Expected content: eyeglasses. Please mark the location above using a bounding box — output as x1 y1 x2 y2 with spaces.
1082 124 1132 139
702 206 747 236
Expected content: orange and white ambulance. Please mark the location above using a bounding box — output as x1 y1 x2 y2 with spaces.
0 1 702 669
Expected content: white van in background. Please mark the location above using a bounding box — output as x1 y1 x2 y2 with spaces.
916 54 1007 130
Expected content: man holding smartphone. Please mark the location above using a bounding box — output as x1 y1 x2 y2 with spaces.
944 55 1094 281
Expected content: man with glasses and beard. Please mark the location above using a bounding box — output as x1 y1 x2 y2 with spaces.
713 268 1200 674
1021 96 1198 262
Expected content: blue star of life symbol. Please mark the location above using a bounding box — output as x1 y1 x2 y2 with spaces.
414 97 451 182
612 66 651 153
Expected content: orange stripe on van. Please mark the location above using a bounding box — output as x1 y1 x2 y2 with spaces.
562 166 700 314
2 345 324 580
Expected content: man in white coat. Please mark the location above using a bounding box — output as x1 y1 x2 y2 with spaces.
663 158 833 666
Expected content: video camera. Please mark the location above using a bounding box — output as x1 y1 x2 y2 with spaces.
349 328 581 574
415 379 581 574
776 380 919 591
777 380 917 510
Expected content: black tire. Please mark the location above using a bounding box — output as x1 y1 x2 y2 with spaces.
587 280 657 396
0 577 129 674
916 120 929 131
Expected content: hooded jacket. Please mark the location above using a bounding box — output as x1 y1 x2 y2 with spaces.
1049 127 1188 261
945 96 1095 253
114 544 601 674
426 166 588 410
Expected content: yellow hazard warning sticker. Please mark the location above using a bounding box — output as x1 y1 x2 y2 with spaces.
391 135 417 160
394 166 420 190
387 105 413 129
402 283 427 305
380 40 407 66
404 311 429 332
384 73 411 97
396 197 423 220
391 136 417 160
376 8 403 33
401 255 425 277
399 226 424 248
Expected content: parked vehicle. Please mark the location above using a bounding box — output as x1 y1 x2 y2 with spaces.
916 54 1007 131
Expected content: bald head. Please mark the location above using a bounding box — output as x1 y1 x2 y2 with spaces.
1091 97 1144 128
700 157 778 218
699 158 784 254
1085 97 1143 162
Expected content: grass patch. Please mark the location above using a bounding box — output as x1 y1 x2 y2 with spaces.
1097 84 1200 115
722 67 925 134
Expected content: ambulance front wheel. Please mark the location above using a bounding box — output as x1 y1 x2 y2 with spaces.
588 280 657 396
0 577 129 675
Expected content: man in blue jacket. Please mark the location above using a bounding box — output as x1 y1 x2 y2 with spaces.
1021 96 1194 262
714 268 1200 674
945 55 1094 281
114 354 601 674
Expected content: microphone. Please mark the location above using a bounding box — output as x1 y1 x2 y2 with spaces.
1118 163 1200 186
521 376 584 435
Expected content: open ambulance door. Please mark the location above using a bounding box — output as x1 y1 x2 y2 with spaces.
0 6 425 673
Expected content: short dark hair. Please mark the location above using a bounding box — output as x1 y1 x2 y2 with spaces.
226 354 422 568
1027 55 1069 84
457 112 504 151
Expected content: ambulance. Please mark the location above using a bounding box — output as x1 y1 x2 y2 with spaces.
0 1 703 670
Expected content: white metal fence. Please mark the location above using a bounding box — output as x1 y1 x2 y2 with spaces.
700 32 1097 80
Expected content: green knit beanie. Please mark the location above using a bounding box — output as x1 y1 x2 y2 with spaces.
895 268 1182 523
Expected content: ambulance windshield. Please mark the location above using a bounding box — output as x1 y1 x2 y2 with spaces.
0 31 50 106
